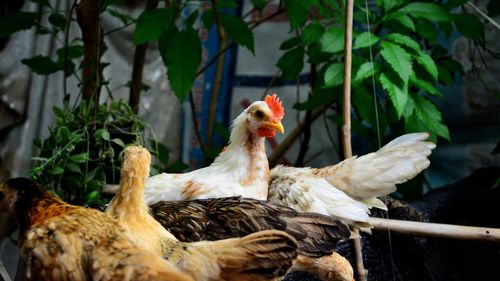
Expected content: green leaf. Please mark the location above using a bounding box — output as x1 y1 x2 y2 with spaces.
284 0 311 29
22 56 62 75
323 63 344 87
280 36 300 50
415 19 437 43
441 58 464 75
185 10 199 27
398 2 451 22
380 41 413 84
251 0 268 11
385 13 415 31
453 13 484 39
353 32 379 49
51 166 64 175
152 141 170 165
438 21 453 38
380 72 408 119
56 45 84 59
67 162 82 173
70 153 89 163
410 75 441 96
306 42 330 64
277 47 304 81
86 191 100 205
352 85 387 133
437 65 453 86
49 13 66 30
94 128 110 140
0 12 39 37
414 52 438 81
159 26 202 102
202 10 214 29
385 33 421 52
354 62 381 83
133 8 174 45
111 138 125 147
321 27 344 53
377 0 404 12
411 94 449 140
301 22 325 44
219 13 255 53
108 9 135 25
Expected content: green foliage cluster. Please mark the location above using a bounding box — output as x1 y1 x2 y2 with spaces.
276 0 487 142
29 100 147 205
1 0 488 143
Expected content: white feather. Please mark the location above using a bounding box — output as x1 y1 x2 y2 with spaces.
268 166 370 223
323 132 436 200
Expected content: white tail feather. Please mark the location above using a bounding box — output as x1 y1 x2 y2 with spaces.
324 132 436 200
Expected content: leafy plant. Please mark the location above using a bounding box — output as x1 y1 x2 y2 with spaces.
29 100 147 206
275 0 487 143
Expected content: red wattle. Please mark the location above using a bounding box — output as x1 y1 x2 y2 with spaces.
257 128 276 138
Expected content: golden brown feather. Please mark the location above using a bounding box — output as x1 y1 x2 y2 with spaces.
0 178 193 281
106 145 298 281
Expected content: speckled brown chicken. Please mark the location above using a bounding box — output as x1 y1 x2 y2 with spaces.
106 146 298 281
149 196 350 258
149 197 353 281
0 178 193 281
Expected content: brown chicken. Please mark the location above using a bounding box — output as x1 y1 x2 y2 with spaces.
150 197 354 281
150 196 350 258
106 146 298 281
0 178 193 281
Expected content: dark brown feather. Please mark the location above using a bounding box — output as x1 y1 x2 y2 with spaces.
150 196 350 258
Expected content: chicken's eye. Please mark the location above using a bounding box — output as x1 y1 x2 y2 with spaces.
255 110 264 119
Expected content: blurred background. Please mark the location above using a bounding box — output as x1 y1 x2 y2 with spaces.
0 0 499 280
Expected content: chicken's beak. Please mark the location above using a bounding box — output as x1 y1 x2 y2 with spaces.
261 121 285 134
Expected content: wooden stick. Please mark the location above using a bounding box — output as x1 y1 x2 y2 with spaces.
342 0 354 158
342 0 367 280
369 217 500 243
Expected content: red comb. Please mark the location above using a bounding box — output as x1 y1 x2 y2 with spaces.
265 93 284 120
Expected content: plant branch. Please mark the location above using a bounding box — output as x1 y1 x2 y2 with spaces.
76 0 103 112
206 0 228 149
269 108 326 167
63 0 77 100
129 0 159 113
295 64 317 166
104 21 135 36
189 91 208 157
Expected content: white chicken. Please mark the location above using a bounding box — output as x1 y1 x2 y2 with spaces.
144 94 284 203
268 132 436 227
143 94 435 228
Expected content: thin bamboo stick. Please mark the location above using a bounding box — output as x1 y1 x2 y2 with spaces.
369 218 500 243
342 0 367 280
